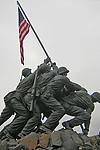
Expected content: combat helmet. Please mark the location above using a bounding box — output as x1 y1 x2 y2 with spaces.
22 68 31 77
58 67 69 75
91 92 100 103
38 64 51 74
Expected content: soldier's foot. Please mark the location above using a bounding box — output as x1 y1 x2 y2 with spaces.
38 125 52 134
62 122 72 130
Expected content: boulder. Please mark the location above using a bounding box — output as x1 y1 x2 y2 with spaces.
0 129 100 150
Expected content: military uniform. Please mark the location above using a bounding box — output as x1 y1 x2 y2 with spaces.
0 63 51 138
18 69 58 137
62 90 95 135
0 91 30 138
39 74 80 131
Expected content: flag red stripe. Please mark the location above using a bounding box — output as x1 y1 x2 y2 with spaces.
20 42 24 65
20 26 29 41
19 20 26 31
19 22 28 38
18 8 30 65
19 21 28 36
19 23 29 41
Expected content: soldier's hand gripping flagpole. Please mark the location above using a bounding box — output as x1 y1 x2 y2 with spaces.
17 1 53 65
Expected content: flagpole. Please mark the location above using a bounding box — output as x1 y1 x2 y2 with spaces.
17 1 52 63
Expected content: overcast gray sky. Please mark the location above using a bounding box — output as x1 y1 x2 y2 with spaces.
0 0 100 136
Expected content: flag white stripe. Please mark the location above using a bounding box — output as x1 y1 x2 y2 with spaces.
19 26 29 41
19 20 27 34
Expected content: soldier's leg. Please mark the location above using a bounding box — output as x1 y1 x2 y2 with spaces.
83 119 91 135
5 98 30 137
18 102 41 137
0 106 13 126
38 101 52 119
62 106 91 129
40 95 65 131
38 101 59 131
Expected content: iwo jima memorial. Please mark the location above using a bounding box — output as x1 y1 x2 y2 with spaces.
0 1 100 150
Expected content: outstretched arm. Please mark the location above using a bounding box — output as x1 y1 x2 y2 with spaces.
71 82 87 92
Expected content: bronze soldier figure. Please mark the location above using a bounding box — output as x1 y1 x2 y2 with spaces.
0 59 51 139
62 90 100 135
38 67 84 133
18 61 58 137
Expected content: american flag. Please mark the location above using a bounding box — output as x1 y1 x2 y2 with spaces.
18 7 30 65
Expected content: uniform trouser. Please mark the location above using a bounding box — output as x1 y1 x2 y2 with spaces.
0 106 13 126
63 103 91 128
18 101 41 137
5 98 30 137
40 92 65 130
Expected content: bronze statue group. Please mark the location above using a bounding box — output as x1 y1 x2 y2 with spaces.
0 57 100 141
